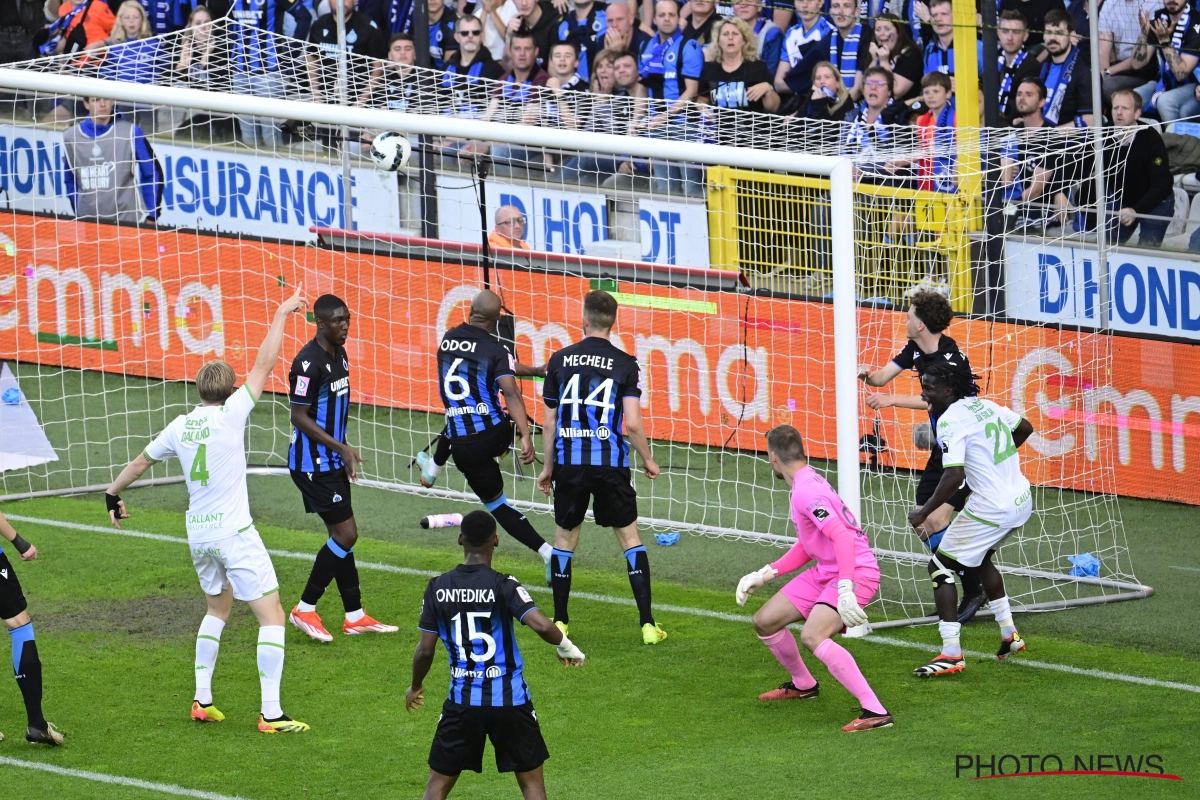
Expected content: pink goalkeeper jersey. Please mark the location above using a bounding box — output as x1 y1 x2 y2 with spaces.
788 466 879 578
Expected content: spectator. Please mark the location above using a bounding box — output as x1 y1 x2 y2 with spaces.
368 33 439 112
826 0 872 101
52 0 117 57
101 1 166 132
228 0 312 148
1098 0 1158 105
131 0 186 35
557 0 607 80
775 0 833 104
505 0 562 62
167 5 234 137
1038 9 1092 127
996 9 1038 124
385 0 415 34
561 49 644 184
601 0 650 59
804 60 854 123
483 30 551 169
0 0 42 64
441 14 504 118
544 40 588 128
62 95 162 225
843 65 908 184
892 0 927 48
699 16 779 145
866 13 922 103
922 0 976 79
1131 0 1200 123
682 0 716 46
913 70 955 193
309 0 388 105
1002 0 1060 48
1000 77 1066 228
489 204 534 249
732 0 782 78
1093 88 1174 246
422 0 457 68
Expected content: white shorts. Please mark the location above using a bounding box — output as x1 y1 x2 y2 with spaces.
190 527 279 602
937 492 1033 569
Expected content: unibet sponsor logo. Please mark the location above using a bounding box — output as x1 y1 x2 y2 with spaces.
447 403 490 418
329 376 350 396
436 588 496 603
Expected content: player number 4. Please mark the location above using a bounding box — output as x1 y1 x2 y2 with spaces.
190 443 210 486
450 612 497 663
561 375 615 424
985 419 1017 465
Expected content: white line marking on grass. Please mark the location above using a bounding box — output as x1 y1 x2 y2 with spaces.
0 756 253 800
1168 565 1200 573
10 515 1200 695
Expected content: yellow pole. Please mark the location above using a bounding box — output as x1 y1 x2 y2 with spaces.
952 0 981 225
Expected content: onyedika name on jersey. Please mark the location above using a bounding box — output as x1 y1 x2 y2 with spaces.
447 403 491 418
187 511 225 529
435 588 496 603
560 426 611 440
561 354 614 371
329 376 350 395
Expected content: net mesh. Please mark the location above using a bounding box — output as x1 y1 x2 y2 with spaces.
0 23 1152 626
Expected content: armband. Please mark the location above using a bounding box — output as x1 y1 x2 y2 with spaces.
10 534 31 555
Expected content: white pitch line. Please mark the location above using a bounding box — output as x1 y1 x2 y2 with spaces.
8 514 1200 695
0 755 252 800
1168 565 1200 573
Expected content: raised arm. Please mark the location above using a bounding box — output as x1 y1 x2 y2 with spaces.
246 285 306 401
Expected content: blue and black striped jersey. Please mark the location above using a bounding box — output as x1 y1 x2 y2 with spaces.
543 337 642 467
437 323 515 439
418 564 538 707
287 338 350 473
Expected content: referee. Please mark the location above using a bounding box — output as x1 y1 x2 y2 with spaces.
287 294 398 642
406 510 584 800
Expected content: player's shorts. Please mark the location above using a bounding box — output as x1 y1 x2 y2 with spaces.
551 464 638 530
428 699 549 776
916 449 971 512
0 551 28 619
290 468 353 525
936 491 1033 569
190 528 280 602
448 421 513 502
781 567 879 624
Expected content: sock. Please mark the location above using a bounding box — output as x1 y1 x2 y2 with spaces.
814 638 886 715
333 549 363 615
925 526 947 552
960 566 984 599
297 601 316 613
257 625 286 720
300 542 340 606
758 628 816 690
194 615 225 706
538 542 553 562
939 620 962 657
432 433 451 467
551 548 574 623
10 623 45 729
624 545 654 627
990 596 1016 637
486 495 549 555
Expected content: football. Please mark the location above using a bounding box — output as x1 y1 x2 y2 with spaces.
370 131 412 171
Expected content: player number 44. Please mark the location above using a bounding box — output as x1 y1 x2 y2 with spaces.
450 612 497 663
190 443 210 486
561 375 615 424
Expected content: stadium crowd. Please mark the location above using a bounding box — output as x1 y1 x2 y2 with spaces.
4 0 1200 241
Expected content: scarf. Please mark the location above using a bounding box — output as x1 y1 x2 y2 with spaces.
1041 45 1079 126
859 0 886 20
829 23 863 88
920 101 957 193
845 99 893 157
997 49 1027 116
641 29 681 77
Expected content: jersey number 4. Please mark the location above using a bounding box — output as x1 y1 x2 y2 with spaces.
451 611 497 662
561 375 614 424
985 420 1017 465
190 444 210 486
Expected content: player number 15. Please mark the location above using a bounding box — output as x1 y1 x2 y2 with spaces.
450 612 497 662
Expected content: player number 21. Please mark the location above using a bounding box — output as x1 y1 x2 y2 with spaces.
984 419 1017 465
561 375 615 424
450 612 497 663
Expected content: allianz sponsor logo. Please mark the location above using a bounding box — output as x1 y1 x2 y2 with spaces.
559 425 611 440
447 403 489 418
436 588 496 603
451 665 504 680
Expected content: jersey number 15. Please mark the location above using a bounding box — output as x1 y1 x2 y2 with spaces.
451 611 497 662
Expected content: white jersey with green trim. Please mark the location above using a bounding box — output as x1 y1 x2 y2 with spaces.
143 385 257 544
935 396 1031 518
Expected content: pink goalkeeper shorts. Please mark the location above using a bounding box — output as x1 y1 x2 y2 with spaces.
781 568 879 622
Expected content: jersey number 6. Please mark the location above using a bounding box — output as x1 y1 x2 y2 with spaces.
443 358 472 402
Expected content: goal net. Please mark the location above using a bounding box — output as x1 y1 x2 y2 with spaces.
0 21 1152 627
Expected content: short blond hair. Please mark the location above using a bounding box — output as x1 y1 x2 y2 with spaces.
195 360 236 403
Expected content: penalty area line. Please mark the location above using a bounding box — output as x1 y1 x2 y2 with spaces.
0 756 253 800
9 514 1200 695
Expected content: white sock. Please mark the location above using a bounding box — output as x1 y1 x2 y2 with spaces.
938 620 962 658
538 543 553 562
345 608 365 623
257 625 286 719
990 596 1016 636
296 601 316 613
428 461 441 477
194 615 225 706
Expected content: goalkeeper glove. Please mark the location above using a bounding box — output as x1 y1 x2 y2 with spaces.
555 635 585 665
836 579 868 627
736 564 777 607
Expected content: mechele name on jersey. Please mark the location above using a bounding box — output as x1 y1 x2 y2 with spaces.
561 354 614 371
435 588 496 603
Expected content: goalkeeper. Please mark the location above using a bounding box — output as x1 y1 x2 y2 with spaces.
736 425 892 733
406 510 584 799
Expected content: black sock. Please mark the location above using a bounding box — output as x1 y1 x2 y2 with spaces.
11 625 45 729
335 551 363 613
300 542 340 606
432 432 451 468
625 546 654 626
960 567 983 598
550 548 574 623
489 501 549 555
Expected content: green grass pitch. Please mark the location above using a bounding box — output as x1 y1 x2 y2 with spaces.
0 476 1198 799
